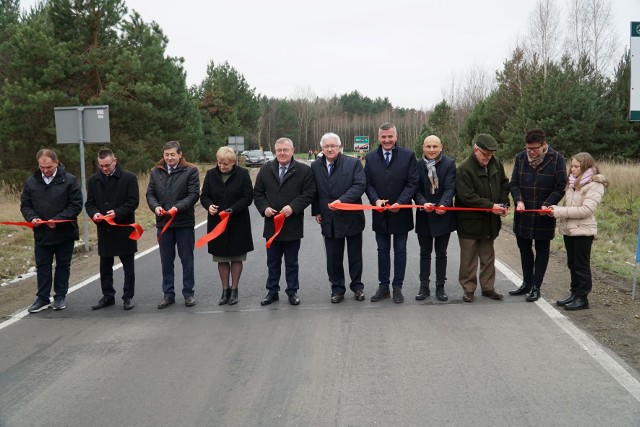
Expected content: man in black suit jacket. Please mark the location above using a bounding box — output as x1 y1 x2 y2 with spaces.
254 138 316 306
311 133 366 303
364 122 419 303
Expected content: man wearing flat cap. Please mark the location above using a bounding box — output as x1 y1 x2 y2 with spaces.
454 134 510 303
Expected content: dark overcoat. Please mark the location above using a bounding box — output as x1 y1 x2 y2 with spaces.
200 165 254 257
253 159 315 241
364 144 419 234
20 164 83 245
311 153 366 239
146 157 200 229
510 146 566 240
414 155 457 237
85 163 139 257
455 153 510 240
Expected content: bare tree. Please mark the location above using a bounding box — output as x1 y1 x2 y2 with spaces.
565 0 618 75
529 0 561 77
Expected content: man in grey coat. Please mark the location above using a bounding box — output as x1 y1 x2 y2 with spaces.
311 133 366 303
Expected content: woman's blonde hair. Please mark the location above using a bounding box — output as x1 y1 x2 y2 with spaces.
216 146 237 164
571 152 603 190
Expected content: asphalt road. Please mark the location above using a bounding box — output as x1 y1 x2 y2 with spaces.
1 206 640 426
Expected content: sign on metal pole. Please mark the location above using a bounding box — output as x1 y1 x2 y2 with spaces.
630 22 640 121
354 136 370 152
54 105 111 252
633 221 640 300
227 136 245 153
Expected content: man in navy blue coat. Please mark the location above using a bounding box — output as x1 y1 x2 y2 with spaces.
364 122 419 303
311 133 366 303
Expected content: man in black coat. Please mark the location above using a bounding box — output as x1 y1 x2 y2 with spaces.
85 148 139 311
311 132 366 303
364 122 419 303
254 137 316 306
20 149 83 313
146 141 200 309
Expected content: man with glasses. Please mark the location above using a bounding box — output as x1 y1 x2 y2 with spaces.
455 134 510 303
509 129 566 302
254 138 315 306
86 148 140 311
311 133 366 303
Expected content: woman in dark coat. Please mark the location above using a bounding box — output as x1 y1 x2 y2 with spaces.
509 129 566 302
414 135 456 302
200 147 254 305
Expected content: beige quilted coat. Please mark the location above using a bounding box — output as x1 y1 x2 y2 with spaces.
551 174 607 237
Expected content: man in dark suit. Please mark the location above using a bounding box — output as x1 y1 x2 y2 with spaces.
364 122 419 303
20 149 83 313
311 132 366 303
85 148 140 311
254 137 316 306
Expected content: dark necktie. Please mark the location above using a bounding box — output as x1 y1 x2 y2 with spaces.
279 166 286 182
328 163 334 176
384 151 391 167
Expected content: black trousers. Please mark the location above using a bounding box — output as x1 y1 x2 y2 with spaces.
100 254 135 299
417 233 451 286
324 233 364 295
563 235 594 298
516 236 551 288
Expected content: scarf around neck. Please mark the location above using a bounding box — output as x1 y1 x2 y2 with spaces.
423 154 442 194
527 145 548 171
569 167 595 189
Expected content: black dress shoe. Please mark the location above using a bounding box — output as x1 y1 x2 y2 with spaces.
91 297 115 310
564 297 589 311
288 293 301 305
393 287 404 303
556 293 577 307
415 285 430 301
435 286 448 302
123 298 134 310
157 297 175 309
228 289 238 305
261 292 279 306
509 283 532 296
354 290 365 301
370 285 390 302
219 288 230 305
331 293 344 303
185 296 197 307
525 286 540 302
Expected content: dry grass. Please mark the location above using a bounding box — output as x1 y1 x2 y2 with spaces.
0 164 213 283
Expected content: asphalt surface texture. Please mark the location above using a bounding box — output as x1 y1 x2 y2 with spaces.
1 205 640 426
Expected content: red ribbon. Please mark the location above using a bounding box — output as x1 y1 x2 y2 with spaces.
100 216 144 241
157 208 178 242
329 202 551 213
0 219 76 229
266 212 286 248
195 210 230 248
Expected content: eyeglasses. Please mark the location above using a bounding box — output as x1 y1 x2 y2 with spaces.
525 144 544 152
275 148 292 154
475 147 494 157
323 145 340 150
99 162 114 169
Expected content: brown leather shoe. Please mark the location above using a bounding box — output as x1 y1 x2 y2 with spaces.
463 292 474 302
481 289 504 300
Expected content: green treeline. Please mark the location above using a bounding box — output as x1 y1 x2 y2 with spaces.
1 0 638 190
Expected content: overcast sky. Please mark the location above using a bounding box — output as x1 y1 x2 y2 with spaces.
22 0 639 110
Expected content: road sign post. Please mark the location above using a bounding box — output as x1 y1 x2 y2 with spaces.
54 105 110 252
630 22 640 121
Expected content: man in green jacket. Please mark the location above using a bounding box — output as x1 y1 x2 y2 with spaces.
455 134 510 302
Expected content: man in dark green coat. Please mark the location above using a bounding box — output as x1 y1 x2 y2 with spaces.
455 134 510 303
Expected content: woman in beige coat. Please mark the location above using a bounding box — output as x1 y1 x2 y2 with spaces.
548 152 608 310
